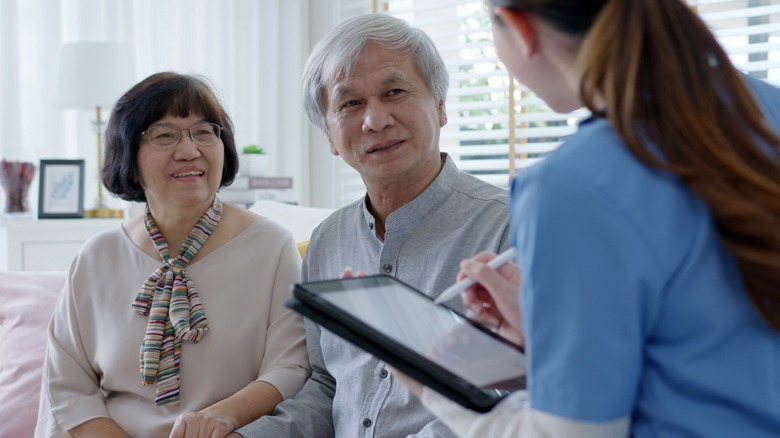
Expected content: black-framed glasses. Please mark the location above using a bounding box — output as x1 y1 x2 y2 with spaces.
141 122 223 148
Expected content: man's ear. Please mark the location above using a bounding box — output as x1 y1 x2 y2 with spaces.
437 100 447 127
322 121 340 156
328 136 339 156
495 7 539 59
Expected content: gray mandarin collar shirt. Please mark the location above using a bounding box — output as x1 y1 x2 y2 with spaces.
239 153 511 438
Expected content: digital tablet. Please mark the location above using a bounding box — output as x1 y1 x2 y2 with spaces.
286 274 526 413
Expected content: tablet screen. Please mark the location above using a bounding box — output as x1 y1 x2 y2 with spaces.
310 276 526 390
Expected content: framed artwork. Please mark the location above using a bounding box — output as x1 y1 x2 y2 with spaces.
38 159 85 219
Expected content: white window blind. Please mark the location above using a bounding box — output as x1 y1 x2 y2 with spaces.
692 0 780 86
331 0 780 207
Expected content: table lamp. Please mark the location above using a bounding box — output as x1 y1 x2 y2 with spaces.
55 42 135 218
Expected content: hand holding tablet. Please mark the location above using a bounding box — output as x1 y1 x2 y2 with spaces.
286 275 526 412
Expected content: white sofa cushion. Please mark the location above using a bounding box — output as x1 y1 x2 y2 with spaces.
249 200 334 244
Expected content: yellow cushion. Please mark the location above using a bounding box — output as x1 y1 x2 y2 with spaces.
297 240 310 258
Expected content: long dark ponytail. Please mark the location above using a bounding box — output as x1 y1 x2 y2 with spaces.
498 0 780 330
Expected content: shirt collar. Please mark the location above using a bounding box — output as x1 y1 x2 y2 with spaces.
361 152 457 234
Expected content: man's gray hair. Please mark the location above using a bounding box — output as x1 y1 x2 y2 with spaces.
302 14 449 133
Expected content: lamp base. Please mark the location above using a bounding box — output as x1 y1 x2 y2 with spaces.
84 208 125 219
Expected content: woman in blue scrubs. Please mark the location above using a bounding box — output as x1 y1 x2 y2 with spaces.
394 1 780 436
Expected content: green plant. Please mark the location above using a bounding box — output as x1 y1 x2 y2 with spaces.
242 144 265 154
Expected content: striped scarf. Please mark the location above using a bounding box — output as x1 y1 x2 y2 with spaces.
131 196 222 406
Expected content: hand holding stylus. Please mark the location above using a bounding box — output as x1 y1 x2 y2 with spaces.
434 248 516 304
441 249 525 347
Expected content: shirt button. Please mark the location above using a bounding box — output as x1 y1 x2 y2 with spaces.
383 264 392 273
379 369 388 378
363 418 372 428
369 222 374 230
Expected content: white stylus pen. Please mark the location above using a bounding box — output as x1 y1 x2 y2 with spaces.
433 247 517 304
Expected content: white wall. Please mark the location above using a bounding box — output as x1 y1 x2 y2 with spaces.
0 0 329 212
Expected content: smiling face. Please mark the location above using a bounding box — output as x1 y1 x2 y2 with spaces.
136 113 224 213
323 44 447 192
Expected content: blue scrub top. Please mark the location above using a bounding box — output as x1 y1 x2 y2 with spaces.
511 75 780 437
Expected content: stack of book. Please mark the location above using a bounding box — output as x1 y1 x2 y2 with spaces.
218 176 294 207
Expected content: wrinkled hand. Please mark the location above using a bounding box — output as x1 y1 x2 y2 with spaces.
169 411 236 438
459 251 524 347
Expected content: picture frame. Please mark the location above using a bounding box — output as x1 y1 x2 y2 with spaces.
38 159 85 219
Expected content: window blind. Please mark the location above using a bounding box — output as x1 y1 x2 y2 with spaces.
330 0 780 206
692 0 780 86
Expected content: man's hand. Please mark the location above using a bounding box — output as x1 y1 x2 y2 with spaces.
341 267 368 278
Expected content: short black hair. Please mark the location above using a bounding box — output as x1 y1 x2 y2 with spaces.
102 72 239 203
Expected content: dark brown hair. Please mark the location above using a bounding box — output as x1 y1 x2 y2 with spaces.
102 72 239 203
493 0 780 330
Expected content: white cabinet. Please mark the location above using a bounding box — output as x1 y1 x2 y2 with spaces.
0 218 123 271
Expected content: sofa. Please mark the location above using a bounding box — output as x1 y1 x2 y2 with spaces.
0 271 67 437
0 200 333 437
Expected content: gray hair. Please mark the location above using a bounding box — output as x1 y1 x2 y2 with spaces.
302 13 449 133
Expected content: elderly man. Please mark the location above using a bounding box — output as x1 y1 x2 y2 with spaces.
237 13 510 438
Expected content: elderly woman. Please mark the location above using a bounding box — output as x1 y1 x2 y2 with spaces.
35 72 310 438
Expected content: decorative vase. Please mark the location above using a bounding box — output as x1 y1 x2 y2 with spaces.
0 160 36 214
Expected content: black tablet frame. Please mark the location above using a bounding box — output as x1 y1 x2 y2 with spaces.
286 274 526 413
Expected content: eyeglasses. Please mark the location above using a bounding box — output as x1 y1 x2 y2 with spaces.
141 122 223 148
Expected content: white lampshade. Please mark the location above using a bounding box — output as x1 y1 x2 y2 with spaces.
55 42 135 109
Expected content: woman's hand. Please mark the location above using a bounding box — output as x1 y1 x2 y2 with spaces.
169 411 236 438
69 418 131 437
459 251 525 347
